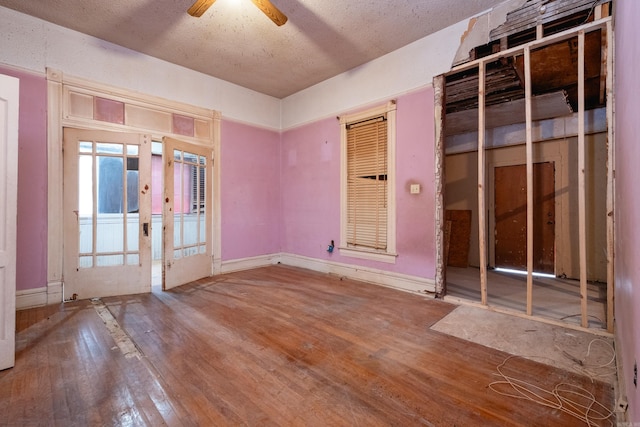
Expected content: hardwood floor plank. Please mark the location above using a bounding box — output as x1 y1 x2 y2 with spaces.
2 265 614 426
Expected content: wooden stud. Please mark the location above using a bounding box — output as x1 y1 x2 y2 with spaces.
577 31 588 329
605 21 614 333
536 24 544 40
478 62 488 306
524 46 534 316
599 24 608 104
433 75 447 296
594 4 603 20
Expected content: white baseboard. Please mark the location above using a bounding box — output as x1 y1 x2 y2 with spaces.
219 252 435 296
279 253 436 295
16 281 63 310
220 253 282 274
16 287 48 310
613 323 630 421
47 281 63 304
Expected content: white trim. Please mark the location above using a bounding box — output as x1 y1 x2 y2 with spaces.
219 252 435 295
16 287 48 310
339 100 397 261
47 281 63 305
338 247 397 264
46 69 222 301
47 68 64 292
280 253 436 295
220 254 282 274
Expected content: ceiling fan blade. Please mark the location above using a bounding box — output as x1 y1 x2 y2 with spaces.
188 0 217 17
250 0 288 26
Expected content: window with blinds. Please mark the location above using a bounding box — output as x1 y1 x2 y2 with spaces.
346 115 388 250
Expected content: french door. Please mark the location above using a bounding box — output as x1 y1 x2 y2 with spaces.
162 137 212 290
63 129 152 299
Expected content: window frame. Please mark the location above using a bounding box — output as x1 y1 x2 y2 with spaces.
339 101 397 263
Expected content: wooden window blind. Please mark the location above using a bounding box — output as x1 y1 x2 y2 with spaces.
346 116 387 250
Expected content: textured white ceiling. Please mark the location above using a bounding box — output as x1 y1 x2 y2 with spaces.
0 0 508 98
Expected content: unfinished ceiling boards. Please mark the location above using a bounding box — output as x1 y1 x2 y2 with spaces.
444 0 608 136
490 0 607 42
0 0 507 98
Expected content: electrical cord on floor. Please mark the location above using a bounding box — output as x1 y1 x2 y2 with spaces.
489 353 614 426
558 338 617 383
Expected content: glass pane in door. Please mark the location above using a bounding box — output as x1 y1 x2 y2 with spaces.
172 149 207 259
77 140 141 269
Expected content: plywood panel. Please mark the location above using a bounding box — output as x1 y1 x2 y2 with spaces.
445 210 471 268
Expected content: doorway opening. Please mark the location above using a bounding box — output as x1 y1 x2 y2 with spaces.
435 7 613 331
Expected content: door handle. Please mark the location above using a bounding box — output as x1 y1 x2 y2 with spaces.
143 222 149 236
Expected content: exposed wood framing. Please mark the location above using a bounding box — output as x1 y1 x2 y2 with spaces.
433 75 447 296
452 18 610 75
478 62 488 306
524 46 534 316
605 20 614 333
440 17 612 330
599 21 608 104
577 31 588 328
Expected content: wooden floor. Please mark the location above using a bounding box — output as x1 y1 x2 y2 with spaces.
1 265 614 426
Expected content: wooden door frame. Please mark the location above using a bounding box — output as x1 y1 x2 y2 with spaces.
46 70 221 303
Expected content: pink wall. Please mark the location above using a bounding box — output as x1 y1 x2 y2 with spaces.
281 87 437 279
614 0 640 420
0 67 48 292
280 116 340 258
220 120 281 260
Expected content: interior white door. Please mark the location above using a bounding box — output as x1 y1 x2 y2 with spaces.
163 137 212 290
0 74 19 370
63 129 152 299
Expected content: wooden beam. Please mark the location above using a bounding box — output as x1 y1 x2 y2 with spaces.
605 21 614 333
478 62 488 306
594 4 602 20
599 24 608 104
524 46 534 316
452 18 610 75
577 31 588 329
433 75 447 296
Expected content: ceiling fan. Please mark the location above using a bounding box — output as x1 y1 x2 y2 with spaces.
188 0 288 26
